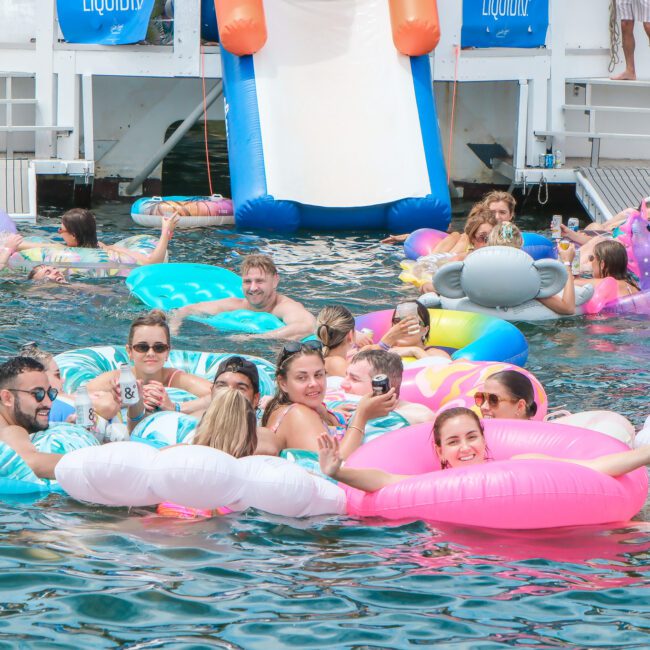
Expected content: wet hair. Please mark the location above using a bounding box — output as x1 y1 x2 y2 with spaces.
350 348 403 397
240 254 278 277
593 240 639 289
392 300 430 344
193 388 257 458
261 345 325 426
18 343 54 366
432 407 485 470
487 222 523 248
488 370 538 418
27 265 46 280
61 208 98 248
0 357 45 390
464 208 497 246
482 190 516 219
316 305 356 356
127 309 170 346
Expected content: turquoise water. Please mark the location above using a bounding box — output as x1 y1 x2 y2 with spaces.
1 203 648 647
1 128 650 646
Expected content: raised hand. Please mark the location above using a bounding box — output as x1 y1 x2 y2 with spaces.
317 433 343 478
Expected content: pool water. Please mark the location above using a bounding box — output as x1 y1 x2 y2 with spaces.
0 195 649 646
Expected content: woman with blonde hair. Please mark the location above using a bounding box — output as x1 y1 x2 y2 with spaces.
486 222 524 248
193 388 258 458
315 305 357 377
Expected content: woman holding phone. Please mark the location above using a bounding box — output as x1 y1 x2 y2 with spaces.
376 300 451 361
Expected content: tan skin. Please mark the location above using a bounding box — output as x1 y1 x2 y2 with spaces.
170 267 316 340
574 251 639 297
318 413 650 492
0 370 60 479
477 378 529 420
487 200 514 224
266 353 397 457
87 324 211 419
17 214 179 267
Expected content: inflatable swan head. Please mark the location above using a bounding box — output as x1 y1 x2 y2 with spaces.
434 246 568 308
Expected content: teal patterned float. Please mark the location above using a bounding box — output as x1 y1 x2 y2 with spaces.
131 412 198 448
54 346 276 397
0 425 99 495
126 263 285 333
7 235 160 277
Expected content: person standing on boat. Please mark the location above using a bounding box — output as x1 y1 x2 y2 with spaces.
169 254 316 340
611 0 650 80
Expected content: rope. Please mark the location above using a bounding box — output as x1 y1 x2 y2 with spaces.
537 175 549 206
200 44 214 196
608 0 621 73
447 44 461 186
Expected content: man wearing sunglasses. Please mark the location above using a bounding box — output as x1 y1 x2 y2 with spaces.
0 357 61 479
169 254 315 340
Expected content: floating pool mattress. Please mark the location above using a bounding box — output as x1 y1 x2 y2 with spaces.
130 195 234 228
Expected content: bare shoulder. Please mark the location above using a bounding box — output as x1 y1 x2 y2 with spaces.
274 294 312 316
0 425 35 451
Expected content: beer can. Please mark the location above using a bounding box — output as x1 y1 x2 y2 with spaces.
538 154 546 168
550 215 562 240
571 249 581 276
371 374 390 396
567 217 580 232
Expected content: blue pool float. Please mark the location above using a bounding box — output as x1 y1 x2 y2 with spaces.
0 425 99 495
126 263 285 333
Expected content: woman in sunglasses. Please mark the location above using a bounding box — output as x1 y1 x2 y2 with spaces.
318 406 650 491
574 240 640 297
261 341 397 455
474 370 538 420
87 310 211 418
377 300 450 361
13 209 178 266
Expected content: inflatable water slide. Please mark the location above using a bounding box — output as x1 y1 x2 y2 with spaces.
214 0 451 232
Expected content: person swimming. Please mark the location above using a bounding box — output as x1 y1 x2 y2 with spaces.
318 406 650 491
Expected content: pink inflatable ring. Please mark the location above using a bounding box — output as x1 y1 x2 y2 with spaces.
344 420 648 529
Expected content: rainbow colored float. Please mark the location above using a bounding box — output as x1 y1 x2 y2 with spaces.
355 308 529 366
131 195 234 228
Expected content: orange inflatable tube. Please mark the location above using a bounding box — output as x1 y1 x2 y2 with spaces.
388 0 441 56
213 0 267 56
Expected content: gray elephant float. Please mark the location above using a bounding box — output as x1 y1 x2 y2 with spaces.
421 247 593 321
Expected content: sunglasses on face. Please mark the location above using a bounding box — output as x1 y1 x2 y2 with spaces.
8 387 58 403
474 392 517 408
131 342 170 354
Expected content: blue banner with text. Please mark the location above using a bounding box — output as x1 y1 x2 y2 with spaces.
57 0 155 45
462 0 549 49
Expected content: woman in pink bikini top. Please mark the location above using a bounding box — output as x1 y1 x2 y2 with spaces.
87 309 212 415
261 340 397 458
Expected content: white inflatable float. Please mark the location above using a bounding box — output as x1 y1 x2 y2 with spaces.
55 442 346 517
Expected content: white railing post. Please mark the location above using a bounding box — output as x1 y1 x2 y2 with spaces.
34 0 56 158
173 0 202 77
57 57 80 160
548 0 566 155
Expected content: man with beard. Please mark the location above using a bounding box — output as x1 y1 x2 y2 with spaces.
0 357 61 479
170 254 315 340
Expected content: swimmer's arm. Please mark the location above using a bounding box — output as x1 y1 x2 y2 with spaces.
1 427 62 479
380 234 409 244
254 302 316 340
538 246 576 315
86 370 119 394
171 372 212 398
254 426 281 456
169 297 244 333
318 434 406 491
513 445 650 477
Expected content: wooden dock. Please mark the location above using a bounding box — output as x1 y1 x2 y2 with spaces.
575 167 650 224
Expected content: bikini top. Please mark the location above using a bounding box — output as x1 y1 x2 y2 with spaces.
270 403 344 438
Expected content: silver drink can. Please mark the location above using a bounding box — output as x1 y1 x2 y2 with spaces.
567 217 580 232
571 249 581 276
538 154 546 168
550 215 563 240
